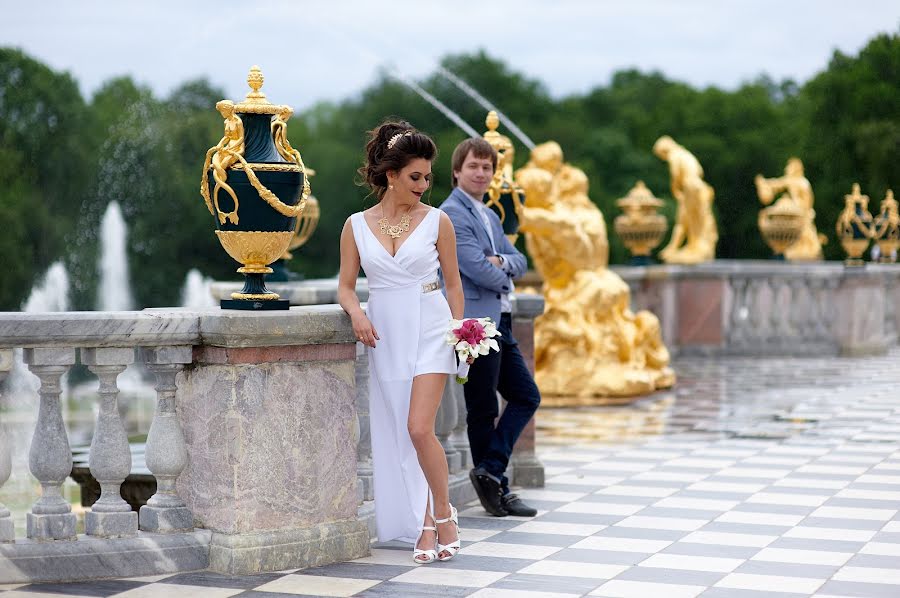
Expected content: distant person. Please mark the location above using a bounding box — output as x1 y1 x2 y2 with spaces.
338 121 467 563
440 137 541 518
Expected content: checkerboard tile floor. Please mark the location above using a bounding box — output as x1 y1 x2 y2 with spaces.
4 350 900 597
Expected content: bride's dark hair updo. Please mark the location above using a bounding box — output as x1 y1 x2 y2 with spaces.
358 119 438 199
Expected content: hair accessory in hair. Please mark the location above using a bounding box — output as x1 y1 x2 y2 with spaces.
387 130 414 150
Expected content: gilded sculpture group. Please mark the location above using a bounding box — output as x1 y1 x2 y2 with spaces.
201 68 897 403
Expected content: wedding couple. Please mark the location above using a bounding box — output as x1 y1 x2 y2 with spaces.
337 120 541 563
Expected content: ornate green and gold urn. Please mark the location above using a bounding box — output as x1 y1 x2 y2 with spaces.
835 183 874 267
200 66 311 309
873 189 899 263
614 181 668 265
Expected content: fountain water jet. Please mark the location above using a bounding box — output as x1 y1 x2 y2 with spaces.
98 201 134 312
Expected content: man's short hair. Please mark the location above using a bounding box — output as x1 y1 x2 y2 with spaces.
450 137 497 188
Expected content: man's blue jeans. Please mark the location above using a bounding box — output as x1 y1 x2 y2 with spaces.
463 313 541 494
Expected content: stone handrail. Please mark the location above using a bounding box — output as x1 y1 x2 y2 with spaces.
614 260 900 356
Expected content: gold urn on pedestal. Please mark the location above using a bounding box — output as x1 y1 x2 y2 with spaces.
835 183 875 267
613 181 668 265
758 200 805 259
873 189 899 263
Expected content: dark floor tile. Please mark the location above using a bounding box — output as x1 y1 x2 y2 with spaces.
487 572 602 595
159 571 285 590
354 581 475 597
18 580 145 597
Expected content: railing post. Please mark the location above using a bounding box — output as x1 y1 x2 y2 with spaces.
436 380 461 472
81 347 138 538
23 347 77 540
139 346 192 533
0 349 14 542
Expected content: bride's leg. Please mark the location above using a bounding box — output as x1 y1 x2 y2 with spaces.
408 374 457 557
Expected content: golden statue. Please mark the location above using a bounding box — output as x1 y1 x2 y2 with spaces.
755 158 825 260
514 141 675 403
201 99 244 225
653 136 717 264
482 111 524 243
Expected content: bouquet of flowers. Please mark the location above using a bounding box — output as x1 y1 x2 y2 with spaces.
446 317 501 383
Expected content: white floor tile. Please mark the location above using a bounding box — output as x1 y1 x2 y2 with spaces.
546 474 625 487
570 536 673 553
254 575 379 596
688 481 766 494
595 485 678 498
797 464 870 476
664 458 736 469
517 489 589 502
882 521 900 533
752 547 852 566
680 530 777 548
837 488 900 501
461 541 563 560
810 506 897 521
470 589 580 598
631 471 708 482
615 515 707 531
590 579 705 598
508 520 607 536
583 461 656 472
782 526 876 542
391 567 509 587
857 474 900 485
112 585 246 598
764 446 830 456
639 553 743 572
717 467 791 479
746 491 829 507
833 566 900 585
715 511 804 526
715 572 825 594
860 542 900 556
517 560 627 579
741 456 810 466
772 478 849 490
557 501 644 516
653 497 739 511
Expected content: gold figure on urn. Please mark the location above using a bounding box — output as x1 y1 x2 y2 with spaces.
613 181 668 265
873 189 899 263
755 158 824 260
835 183 875 267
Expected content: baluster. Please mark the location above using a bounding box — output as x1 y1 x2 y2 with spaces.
728 277 749 346
355 343 373 502
0 349 14 542
81 348 138 538
450 381 470 470
139 346 192 532
769 278 789 346
436 380 461 472
23 347 77 540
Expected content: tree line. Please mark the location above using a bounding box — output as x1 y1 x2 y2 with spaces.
0 31 896 310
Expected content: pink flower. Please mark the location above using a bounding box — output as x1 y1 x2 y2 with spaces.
456 319 485 346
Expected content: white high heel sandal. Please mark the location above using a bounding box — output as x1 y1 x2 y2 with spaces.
413 525 438 564
436 505 461 561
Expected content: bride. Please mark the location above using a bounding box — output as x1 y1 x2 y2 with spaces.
338 120 467 563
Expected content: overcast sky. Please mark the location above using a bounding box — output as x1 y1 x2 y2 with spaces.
5 1 898 115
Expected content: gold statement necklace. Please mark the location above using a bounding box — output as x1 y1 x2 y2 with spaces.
378 204 411 239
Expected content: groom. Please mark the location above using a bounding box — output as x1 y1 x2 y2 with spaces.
440 137 540 517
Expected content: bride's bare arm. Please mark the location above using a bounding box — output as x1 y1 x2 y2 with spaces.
436 212 465 320
338 217 379 347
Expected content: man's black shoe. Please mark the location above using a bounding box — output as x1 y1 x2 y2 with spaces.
469 467 508 517
501 493 538 517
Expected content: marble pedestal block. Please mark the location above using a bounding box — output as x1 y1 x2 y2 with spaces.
510 298 545 488
177 326 369 575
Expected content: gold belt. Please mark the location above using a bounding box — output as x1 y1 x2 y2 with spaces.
422 280 442 293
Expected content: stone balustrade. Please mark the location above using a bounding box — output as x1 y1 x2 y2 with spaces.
0 307 367 582
0 294 547 583
615 260 900 357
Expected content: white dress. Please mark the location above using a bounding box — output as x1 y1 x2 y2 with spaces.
350 206 456 543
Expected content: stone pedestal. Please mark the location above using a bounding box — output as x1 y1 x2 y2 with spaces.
510 295 545 488
177 309 369 575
